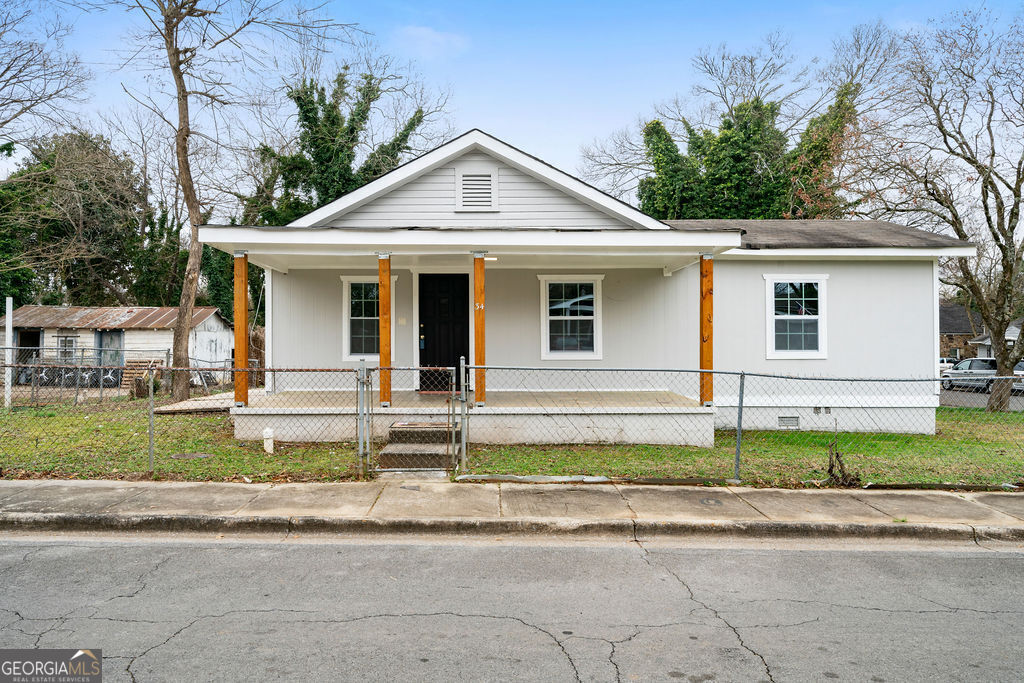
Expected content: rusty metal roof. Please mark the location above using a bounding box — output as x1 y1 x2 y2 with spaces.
0 306 226 330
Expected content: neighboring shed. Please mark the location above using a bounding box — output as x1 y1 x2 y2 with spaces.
0 306 233 366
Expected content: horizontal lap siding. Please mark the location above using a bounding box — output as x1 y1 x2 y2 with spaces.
327 152 628 229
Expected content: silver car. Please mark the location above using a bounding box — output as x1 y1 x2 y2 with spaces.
941 358 998 392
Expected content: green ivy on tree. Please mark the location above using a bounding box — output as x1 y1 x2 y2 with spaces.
251 67 426 225
639 84 860 221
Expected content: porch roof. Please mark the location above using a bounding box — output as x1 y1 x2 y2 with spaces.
198 224 742 272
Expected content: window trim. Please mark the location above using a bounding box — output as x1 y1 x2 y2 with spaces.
538 274 604 361
763 274 828 360
341 275 398 362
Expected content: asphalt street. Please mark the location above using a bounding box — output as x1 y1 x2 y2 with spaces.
940 387 1024 410
1 534 1022 682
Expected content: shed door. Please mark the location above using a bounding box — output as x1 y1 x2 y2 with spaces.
98 330 124 366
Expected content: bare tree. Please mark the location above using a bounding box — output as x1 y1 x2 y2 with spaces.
581 32 826 199
88 0 353 400
852 8 1024 410
0 1 90 151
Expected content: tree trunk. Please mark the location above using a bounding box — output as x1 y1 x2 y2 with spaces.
164 17 204 402
987 356 1013 412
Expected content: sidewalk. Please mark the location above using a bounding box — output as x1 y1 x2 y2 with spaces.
1 479 1023 541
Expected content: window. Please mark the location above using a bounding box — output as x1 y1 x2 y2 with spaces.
341 276 397 361
764 275 828 359
538 275 603 360
57 336 77 362
350 282 379 354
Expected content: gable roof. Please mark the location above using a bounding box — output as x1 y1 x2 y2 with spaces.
665 219 971 250
939 301 984 335
0 306 227 331
970 317 1023 346
289 129 669 231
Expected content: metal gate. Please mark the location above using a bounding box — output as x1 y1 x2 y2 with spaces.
356 364 466 474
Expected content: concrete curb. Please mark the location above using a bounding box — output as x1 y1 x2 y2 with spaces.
2 511 1023 542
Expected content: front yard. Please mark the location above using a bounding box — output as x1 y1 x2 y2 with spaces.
468 408 1024 486
0 404 1021 486
0 403 359 482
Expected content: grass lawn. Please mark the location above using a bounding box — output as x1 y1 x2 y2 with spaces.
0 401 359 482
467 407 1024 487
1 403 1021 486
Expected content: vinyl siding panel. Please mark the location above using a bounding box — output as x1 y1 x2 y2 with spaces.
326 151 630 229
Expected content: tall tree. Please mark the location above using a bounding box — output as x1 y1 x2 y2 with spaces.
252 68 427 225
0 1 89 154
638 89 857 221
851 8 1024 410
0 131 146 304
95 0 351 400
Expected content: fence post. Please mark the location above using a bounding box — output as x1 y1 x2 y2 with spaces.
148 368 155 474
733 371 745 482
4 296 12 410
459 355 468 471
357 360 365 476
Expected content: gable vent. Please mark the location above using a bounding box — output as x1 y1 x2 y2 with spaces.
458 172 496 210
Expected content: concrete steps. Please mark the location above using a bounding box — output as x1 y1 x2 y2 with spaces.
377 422 455 470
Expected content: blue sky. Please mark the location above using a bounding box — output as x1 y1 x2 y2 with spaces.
62 0 1013 172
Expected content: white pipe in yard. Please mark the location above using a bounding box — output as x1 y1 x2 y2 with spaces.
4 296 12 409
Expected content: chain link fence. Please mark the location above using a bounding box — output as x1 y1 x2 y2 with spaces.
1 360 1021 486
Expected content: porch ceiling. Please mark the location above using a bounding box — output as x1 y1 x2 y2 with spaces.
199 225 741 273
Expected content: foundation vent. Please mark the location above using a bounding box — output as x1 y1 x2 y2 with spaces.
778 415 800 429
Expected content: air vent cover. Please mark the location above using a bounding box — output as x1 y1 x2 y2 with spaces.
778 416 800 429
457 172 496 210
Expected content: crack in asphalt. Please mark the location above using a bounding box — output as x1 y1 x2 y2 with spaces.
631 527 775 682
737 596 1024 616
122 609 582 683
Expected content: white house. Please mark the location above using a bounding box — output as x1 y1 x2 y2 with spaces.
969 317 1021 358
199 129 974 444
0 306 234 367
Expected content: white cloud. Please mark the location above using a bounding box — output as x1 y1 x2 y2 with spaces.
393 25 469 60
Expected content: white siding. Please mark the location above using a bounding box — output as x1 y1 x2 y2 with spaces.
327 151 631 229
713 259 936 378
123 329 174 360
189 316 234 364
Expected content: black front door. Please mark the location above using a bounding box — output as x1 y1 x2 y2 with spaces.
418 274 469 391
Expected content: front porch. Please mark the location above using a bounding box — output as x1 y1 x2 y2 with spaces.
232 388 715 446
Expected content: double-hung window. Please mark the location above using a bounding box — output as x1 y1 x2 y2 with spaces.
342 276 396 361
539 275 603 360
57 336 78 363
764 275 828 359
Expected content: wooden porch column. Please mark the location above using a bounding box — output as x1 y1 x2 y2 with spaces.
233 251 249 406
473 252 486 405
378 253 391 406
699 253 713 405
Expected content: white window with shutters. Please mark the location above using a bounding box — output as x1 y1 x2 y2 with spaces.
455 166 499 211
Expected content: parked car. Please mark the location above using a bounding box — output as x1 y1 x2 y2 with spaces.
941 358 998 392
938 357 959 371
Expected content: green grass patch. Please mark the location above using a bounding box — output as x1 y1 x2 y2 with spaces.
0 401 359 482
467 407 1024 487
2 403 1022 487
